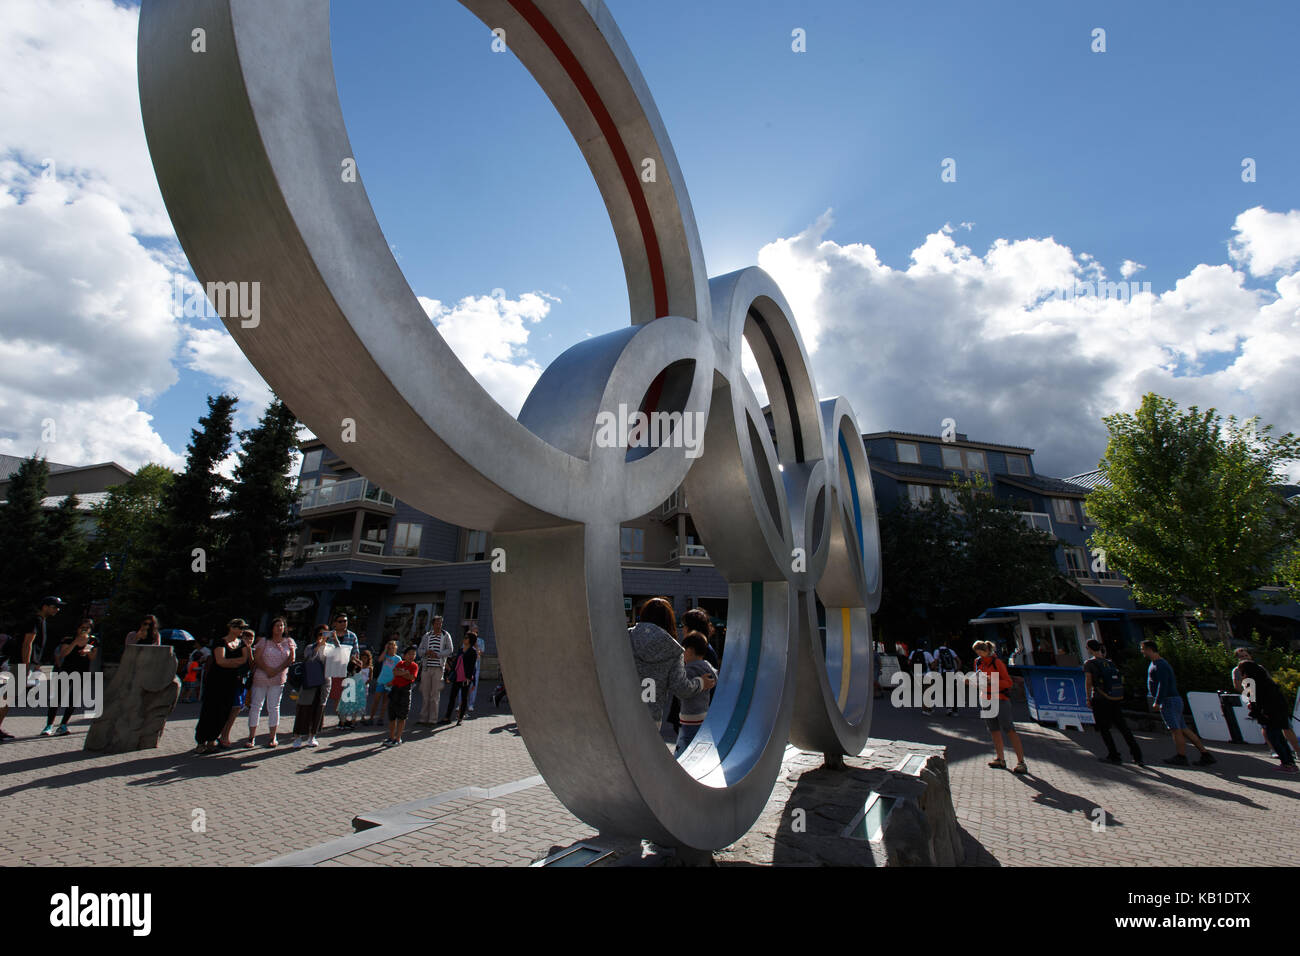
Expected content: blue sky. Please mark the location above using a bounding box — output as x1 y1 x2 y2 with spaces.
2 0 1298 478
330 0 1298 344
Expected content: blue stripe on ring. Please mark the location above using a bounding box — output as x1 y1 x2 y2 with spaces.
839 432 864 560
716 582 763 761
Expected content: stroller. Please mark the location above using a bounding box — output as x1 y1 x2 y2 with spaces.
490 681 508 711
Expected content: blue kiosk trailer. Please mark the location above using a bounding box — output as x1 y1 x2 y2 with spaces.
971 603 1166 729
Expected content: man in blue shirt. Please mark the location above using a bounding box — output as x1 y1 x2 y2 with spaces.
1142 640 1215 767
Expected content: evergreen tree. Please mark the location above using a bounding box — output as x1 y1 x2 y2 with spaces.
42 493 91 627
0 457 52 625
90 463 175 653
208 398 301 637
146 394 237 635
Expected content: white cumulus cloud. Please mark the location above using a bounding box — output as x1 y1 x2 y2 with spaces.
757 210 1300 479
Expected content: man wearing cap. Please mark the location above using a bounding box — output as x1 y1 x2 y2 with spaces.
0 597 63 741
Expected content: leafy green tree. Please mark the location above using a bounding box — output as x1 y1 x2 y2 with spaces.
874 475 1072 645
0 456 51 624
1087 394 1300 646
145 394 237 634
208 398 301 637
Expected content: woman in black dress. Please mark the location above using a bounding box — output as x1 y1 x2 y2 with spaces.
195 631 252 754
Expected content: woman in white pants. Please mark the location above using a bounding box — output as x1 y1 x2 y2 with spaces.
246 618 296 748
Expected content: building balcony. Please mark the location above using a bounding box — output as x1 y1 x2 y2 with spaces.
668 544 709 562
298 477 396 515
660 489 687 521
301 539 386 560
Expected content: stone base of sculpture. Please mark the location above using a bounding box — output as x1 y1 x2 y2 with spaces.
84 645 181 754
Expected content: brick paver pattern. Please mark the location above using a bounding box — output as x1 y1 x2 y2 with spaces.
2 694 1296 866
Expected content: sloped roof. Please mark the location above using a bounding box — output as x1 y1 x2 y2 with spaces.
997 473 1091 497
1067 469 1112 491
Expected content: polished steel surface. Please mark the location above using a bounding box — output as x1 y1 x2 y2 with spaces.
138 0 882 849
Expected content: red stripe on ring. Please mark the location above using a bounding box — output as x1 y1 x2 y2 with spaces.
506 0 671 319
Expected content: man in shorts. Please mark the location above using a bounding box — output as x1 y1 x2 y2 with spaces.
1142 640 1214 767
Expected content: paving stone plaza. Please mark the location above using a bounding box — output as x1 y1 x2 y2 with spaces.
3 696 1296 867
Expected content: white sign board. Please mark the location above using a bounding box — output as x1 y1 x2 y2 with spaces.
1187 691 1232 742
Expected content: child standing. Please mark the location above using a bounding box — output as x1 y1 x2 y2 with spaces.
384 645 419 747
675 631 718 757
337 649 371 729
365 639 400 726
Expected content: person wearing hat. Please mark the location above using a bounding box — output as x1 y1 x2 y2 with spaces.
0 597 63 741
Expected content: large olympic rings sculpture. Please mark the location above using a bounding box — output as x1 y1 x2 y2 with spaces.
139 0 882 850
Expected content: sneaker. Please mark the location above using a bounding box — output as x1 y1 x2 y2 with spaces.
53 725 69 736
1132 756 1145 767
39 724 54 737
306 738 319 748
1195 752 1216 767
382 738 395 747
0 729 14 740
1100 754 1122 765
1163 754 1189 766
392 738 403 747
946 709 959 717
1280 763 1299 774
292 737 304 749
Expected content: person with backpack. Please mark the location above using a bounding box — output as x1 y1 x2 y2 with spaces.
933 640 962 717
908 642 935 715
1232 648 1298 773
1083 639 1143 766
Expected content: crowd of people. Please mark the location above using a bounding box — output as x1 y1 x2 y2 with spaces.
4 593 1295 784
0 598 494 752
891 635 1298 776
188 611 491 754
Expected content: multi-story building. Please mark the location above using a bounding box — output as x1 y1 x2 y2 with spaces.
862 430 1133 609
0 454 133 533
270 438 729 670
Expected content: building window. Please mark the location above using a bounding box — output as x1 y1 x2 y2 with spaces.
896 441 920 464
461 591 480 629
465 530 488 561
939 487 959 508
392 522 422 557
1051 498 1077 524
1064 547 1088 576
300 449 323 475
941 446 963 470
1006 454 1029 476
907 484 932 506
963 450 987 474
621 527 645 562
1017 512 1053 534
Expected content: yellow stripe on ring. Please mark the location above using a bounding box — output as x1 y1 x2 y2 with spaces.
837 607 852 711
